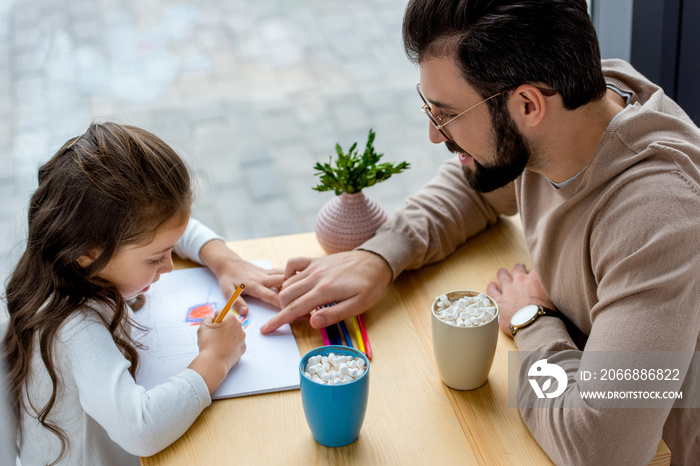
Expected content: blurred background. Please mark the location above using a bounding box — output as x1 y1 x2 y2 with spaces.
0 0 450 292
1 0 698 318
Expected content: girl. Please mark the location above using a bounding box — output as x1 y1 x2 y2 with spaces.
2 122 280 465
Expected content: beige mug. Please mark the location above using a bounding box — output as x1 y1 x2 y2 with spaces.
431 290 499 390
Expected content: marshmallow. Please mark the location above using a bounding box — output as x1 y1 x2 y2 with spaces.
308 355 321 366
304 353 368 385
435 293 497 328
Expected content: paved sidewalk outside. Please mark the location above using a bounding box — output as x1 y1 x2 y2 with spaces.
0 0 450 293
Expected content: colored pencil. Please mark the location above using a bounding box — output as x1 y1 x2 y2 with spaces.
332 325 343 346
352 317 366 353
213 284 245 323
326 324 341 345
320 326 331 346
316 302 337 345
338 320 353 348
357 314 372 360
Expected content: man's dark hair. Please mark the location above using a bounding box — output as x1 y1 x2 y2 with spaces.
403 0 607 110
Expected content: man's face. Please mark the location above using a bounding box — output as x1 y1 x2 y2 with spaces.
448 105 530 193
419 56 531 192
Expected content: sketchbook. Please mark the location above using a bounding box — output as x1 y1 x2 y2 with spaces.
133 263 301 399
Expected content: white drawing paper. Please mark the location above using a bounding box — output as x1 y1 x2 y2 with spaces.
133 263 301 399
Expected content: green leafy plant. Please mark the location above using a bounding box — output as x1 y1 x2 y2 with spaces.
313 129 410 195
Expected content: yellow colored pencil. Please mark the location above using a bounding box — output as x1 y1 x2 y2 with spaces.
352 316 366 353
214 284 245 323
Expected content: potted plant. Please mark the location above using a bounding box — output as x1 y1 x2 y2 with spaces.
313 129 410 253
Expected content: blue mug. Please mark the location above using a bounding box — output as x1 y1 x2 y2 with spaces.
299 345 370 447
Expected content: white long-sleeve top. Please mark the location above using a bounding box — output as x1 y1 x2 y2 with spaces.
19 219 221 465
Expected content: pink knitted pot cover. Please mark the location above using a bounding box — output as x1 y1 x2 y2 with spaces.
315 192 388 254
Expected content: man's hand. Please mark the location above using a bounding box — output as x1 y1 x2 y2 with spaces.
486 263 555 336
259 250 392 334
199 239 284 314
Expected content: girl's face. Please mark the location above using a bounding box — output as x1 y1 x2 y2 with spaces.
98 216 188 300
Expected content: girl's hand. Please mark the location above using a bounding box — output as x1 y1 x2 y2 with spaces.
216 258 284 313
199 240 284 314
187 315 246 395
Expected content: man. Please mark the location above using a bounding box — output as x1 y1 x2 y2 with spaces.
260 1 700 462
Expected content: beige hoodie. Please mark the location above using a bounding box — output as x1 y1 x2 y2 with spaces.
361 59 700 465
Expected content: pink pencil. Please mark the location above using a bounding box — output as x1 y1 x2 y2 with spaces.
320 326 331 346
357 314 372 360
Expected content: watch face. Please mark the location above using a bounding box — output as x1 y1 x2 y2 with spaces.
510 304 540 327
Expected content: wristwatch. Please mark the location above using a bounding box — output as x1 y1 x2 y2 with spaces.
509 304 558 336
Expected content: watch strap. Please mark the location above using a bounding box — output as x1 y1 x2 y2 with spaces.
510 305 558 336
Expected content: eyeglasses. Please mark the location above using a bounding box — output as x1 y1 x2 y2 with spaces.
416 83 557 141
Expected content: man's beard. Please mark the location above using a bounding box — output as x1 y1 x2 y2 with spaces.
447 104 530 193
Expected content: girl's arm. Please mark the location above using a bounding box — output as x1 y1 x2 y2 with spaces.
59 313 217 457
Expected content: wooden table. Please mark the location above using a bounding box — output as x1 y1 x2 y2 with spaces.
142 216 670 465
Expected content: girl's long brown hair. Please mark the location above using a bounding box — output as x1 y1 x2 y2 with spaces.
2 122 192 464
